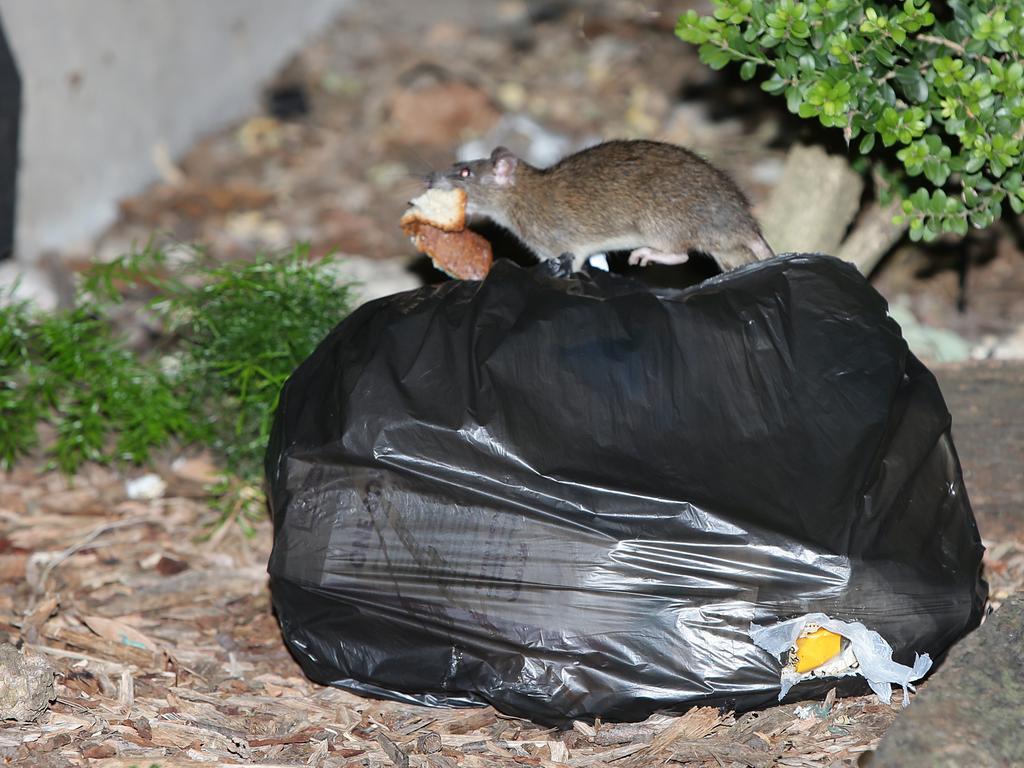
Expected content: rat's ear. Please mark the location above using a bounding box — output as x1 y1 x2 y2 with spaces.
491 147 518 186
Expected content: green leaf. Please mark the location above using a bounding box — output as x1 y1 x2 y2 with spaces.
964 154 986 173
786 86 803 113
699 43 732 69
675 10 706 42
674 2 1018 240
895 66 929 103
873 46 897 68
924 158 950 185
798 102 818 118
761 73 788 93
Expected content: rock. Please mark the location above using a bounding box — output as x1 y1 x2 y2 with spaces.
386 71 500 148
0 644 56 722
888 300 972 364
972 323 1024 361
760 144 863 256
868 593 1024 768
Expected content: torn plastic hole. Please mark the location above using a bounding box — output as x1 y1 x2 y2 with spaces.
750 613 933 706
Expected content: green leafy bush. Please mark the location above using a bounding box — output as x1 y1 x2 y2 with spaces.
677 0 1024 241
166 251 354 476
1 244 356 477
0 299 198 473
84 242 356 477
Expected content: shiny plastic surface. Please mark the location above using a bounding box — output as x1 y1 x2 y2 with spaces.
266 254 986 724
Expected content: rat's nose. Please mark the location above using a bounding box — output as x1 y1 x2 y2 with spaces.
426 172 452 190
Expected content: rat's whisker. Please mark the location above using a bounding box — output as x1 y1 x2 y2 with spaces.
403 146 435 175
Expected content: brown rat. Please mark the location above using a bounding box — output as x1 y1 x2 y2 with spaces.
427 139 774 272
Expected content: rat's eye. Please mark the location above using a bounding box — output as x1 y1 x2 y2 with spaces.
459 167 471 178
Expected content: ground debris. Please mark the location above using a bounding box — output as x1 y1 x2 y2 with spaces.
0 643 56 721
0 426 1019 766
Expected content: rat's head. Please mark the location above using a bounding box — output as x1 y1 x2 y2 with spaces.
428 147 520 217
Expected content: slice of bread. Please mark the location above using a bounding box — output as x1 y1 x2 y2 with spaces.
400 187 492 279
406 222 493 280
400 188 467 234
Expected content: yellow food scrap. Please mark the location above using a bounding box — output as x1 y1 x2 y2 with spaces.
794 628 842 673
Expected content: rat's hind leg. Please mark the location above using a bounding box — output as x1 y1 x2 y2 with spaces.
711 236 776 270
628 246 690 267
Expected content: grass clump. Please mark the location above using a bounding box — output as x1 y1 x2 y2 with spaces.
85 242 356 476
2 242 356 481
1 300 197 472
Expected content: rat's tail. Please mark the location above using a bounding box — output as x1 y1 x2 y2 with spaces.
748 234 775 261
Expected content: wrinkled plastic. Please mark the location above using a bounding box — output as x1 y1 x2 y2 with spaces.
266 254 986 725
750 613 933 705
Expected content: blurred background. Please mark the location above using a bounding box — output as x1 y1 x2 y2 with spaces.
0 0 1022 362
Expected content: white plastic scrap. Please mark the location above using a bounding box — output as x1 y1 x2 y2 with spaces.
125 473 167 500
750 612 932 706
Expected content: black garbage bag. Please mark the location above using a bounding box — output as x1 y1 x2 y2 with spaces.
265 254 986 725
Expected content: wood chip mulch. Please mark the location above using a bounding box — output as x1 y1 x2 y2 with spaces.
2 457 1020 767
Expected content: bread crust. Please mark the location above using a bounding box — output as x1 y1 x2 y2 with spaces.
401 187 492 279
406 222 493 280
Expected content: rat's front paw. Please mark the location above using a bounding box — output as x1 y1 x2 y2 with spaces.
628 247 655 267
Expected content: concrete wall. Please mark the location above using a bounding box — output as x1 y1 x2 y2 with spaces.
0 0 350 272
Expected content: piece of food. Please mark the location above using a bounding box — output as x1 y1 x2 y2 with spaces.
405 223 493 280
401 187 493 280
400 188 468 233
792 627 843 673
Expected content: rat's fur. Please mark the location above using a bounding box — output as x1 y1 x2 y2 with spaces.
429 140 774 272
